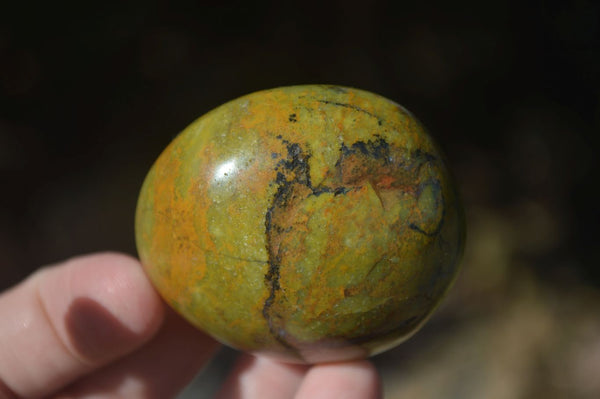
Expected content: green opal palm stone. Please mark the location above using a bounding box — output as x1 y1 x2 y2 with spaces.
135 85 465 364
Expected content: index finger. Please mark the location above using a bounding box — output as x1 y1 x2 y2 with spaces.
0 253 165 397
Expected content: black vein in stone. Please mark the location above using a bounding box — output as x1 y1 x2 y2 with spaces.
317 99 384 125
263 140 313 353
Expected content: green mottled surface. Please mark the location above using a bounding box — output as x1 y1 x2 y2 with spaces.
135 85 465 363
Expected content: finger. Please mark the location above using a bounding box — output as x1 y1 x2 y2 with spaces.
0 253 165 398
55 309 220 398
215 355 308 399
294 360 382 399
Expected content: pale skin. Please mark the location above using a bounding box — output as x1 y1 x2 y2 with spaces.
0 253 382 398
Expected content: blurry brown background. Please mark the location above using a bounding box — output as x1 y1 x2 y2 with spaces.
1 1 599 398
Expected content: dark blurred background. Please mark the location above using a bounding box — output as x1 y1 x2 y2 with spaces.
1 1 599 397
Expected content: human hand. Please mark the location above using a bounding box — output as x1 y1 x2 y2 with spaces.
0 253 382 398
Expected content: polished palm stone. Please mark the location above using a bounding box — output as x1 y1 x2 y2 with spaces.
135 85 465 364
